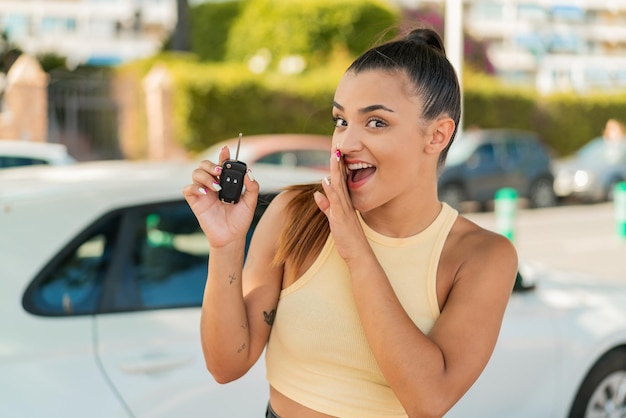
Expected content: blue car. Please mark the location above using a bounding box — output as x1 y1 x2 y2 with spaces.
438 129 557 211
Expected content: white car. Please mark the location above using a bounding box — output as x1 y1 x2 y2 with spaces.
0 139 76 169
2 161 626 418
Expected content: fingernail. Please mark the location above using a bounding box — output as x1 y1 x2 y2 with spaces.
323 176 331 186
198 187 208 195
212 182 222 191
214 165 222 173
246 168 255 182
335 149 341 162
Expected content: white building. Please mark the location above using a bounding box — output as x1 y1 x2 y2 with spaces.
402 0 626 94
0 0 177 67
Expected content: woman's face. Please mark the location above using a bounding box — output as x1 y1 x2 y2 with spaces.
332 69 440 212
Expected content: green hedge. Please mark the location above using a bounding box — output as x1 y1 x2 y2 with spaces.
224 0 398 70
120 55 626 158
189 1 243 62
147 59 339 153
532 92 626 156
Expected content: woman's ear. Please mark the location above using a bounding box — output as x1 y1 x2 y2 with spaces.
425 117 455 155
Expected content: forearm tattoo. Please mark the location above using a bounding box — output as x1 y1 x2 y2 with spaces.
228 272 237 285
263 309 276 326
236 342 246 354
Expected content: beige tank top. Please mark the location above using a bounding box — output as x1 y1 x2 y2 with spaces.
265 203 458 417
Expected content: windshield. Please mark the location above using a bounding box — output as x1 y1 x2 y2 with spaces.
578 137 626 163
446 136 479 166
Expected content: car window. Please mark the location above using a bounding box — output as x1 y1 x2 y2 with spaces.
504 141 522 164
470 144 497 168
293 150 331 169
133 204 209 309
445 138 477 166
24 197 275 316
0 156 50 168
256 150 329 170
24 215 120 316
257 152 291 166
579 138 626 163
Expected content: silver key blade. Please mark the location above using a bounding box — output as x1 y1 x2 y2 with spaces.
235 133 242 160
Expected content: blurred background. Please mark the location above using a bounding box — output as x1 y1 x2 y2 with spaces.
3 4 626 417
1 0 626 163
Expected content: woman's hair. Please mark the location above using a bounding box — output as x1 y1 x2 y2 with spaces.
273 27 460 271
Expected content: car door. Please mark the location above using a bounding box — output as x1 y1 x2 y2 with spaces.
446 277 561 418
501 138 527 192
12 214 139 418
94 201 268 418
465 142 508 202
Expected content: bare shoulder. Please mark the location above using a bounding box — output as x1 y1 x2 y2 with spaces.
455 215 516 257
447 214 518 289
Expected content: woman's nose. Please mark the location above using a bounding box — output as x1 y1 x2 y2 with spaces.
334 129 362 154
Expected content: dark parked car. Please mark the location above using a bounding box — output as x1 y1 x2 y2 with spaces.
438 129 557 211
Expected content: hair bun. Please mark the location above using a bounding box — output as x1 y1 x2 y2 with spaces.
405 28 446 55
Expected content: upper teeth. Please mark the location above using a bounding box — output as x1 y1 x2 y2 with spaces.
347 162 374 170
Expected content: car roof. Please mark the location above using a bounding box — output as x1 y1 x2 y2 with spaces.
459 129 540 142
0 160 324 205
197 134 332 163
0 140 76 165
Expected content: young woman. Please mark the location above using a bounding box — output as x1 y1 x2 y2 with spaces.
183 27 518 418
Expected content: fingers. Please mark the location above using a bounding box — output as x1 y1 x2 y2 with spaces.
323 145 349 202
218 145 232 165
191 161 222 194
185 158 259 206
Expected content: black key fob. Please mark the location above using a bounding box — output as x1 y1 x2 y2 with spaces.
219 159 247 203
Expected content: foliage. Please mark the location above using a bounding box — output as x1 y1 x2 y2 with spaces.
165 60 337 152
224 0 398 70
463 69 536 131
0 32 22 73
37 53 68 72
189 1 243 62
534 92 626 156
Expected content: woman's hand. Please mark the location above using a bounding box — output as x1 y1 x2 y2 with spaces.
183 146 259 248
313 147 368 263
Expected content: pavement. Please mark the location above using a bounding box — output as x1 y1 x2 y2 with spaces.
464 202 626 283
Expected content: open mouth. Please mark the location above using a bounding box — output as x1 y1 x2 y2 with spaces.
346 162 376 185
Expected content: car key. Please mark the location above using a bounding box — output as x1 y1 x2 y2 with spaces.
219 133 247 203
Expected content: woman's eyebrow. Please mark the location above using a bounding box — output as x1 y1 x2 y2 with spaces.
360 104 395 114
332 101 395 114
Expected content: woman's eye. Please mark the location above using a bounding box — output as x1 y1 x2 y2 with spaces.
366 118 387 128
333 116 347 128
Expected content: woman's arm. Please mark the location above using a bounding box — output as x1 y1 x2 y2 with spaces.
183 146 288 383
345 227 517 417
198 190 292 383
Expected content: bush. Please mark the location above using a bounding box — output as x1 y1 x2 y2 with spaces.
189 1 243 62
224 0 398 70
168 61 337 152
